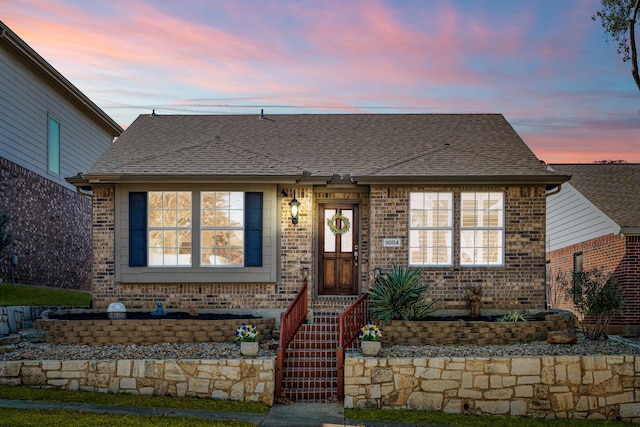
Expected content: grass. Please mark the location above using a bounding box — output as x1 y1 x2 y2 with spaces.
0 385 269 414
0 385 266 426
0 385 625 427
0 408 254 426
0 283 91 307
345 408 625 426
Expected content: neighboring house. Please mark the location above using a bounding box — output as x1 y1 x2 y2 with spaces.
0 21 123 289
546 163 640 336
70 112 568 314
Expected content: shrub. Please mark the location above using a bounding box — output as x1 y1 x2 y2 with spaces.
560 269 623 340
497 311 529 322
367 265 436 325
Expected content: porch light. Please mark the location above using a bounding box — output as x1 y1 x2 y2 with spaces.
289 191 300 224
373 268 382 280
301 267 309 282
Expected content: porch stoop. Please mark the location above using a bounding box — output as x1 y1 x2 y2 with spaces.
280 312 339 402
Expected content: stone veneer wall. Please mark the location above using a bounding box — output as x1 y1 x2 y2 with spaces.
0 358 275 406
383 314 574 346
36 317 275 345
344 354 640 422
0 157 91 289
369 185 548 310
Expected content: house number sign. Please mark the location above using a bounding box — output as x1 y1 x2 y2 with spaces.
383 238 402 247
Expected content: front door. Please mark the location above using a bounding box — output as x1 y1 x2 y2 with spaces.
318 203 359 295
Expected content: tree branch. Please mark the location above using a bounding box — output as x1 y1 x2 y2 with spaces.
631 0 640 90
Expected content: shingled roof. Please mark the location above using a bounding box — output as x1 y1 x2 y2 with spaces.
83 113 567 187
549 163 640 228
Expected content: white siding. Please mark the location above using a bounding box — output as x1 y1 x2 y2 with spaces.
0 44 113 190
546 183 619 252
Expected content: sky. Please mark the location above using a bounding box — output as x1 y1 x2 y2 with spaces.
2 0 639 164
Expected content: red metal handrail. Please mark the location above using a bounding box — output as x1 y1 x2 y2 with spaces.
337 293 370 399
275 280 308 399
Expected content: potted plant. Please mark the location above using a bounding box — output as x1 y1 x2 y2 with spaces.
359 321 382 356
235 323 259 356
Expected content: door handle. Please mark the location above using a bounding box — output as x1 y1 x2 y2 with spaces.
354 245 358 265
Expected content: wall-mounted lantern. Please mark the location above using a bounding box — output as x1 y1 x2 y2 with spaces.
373 268 382 280
301 267 310 282
289 191 300 224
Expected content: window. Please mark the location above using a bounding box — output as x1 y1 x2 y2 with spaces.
129 191 263 268
409 192 453 266
48 117 60 174
574 253 583 273
148 191 192 266
460 192 504 266
201 191 244 266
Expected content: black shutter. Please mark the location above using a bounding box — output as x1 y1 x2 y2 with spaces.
129 192 147 266
244 192 263 267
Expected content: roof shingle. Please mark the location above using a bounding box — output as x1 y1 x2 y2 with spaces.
549 163 640 228
86 113 566 185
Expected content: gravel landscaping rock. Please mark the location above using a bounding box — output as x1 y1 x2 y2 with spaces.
0 334 637 361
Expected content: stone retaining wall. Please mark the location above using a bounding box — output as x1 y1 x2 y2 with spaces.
35 318 276 345
383 314 574 346
0 306 74 336
0 358 275 405
344 354 640 422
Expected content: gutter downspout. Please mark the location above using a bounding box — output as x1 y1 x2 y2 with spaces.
545 184 562 198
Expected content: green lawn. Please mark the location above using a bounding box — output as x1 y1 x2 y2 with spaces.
0 283 91 307
0 385 265 426
0 408 254 427
346 408 626 426
0 385 269 414
0 385 625 427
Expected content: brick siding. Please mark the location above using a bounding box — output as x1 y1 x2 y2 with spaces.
92 184 548 312
369 185 548 311
0 157 91 289
546 233 640 334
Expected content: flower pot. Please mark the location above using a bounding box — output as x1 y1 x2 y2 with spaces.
240 341 259 357
361 340 381 356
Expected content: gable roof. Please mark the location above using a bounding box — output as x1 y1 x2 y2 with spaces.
82 113 567 187
0 20 122 136
549 163 640 229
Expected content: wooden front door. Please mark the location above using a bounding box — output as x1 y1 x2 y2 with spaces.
318 203 359 295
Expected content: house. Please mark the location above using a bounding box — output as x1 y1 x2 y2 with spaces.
70 112 568 315
546 163 640 336
0 21 123 289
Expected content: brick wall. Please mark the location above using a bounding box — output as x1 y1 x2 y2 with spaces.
0 157 91 289
369 185 548 311
546 233 639 334
92 184 547 313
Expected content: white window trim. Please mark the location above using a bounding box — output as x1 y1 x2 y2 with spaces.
409 192 454 267
460 192 505 267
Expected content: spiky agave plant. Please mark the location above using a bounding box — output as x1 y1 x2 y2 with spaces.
367 265 436 325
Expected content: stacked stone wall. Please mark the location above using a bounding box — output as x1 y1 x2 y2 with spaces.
344 354 640 422
0 157 91 289
0 358 275 405
383 314 574 346
36 317 275 346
